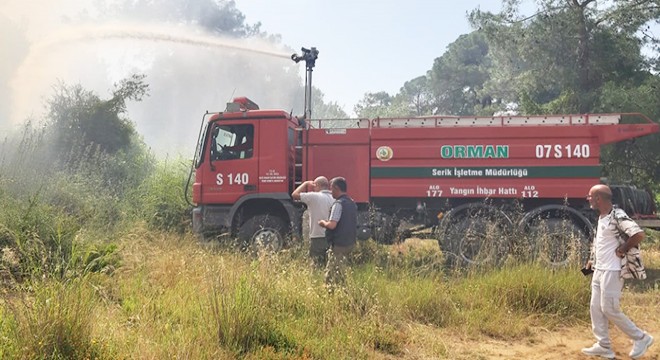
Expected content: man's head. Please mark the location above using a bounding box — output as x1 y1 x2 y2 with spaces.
313 176 329 191
587 184 613 213
330 177 347 199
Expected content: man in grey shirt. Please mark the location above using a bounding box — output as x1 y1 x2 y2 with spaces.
292 176 334 267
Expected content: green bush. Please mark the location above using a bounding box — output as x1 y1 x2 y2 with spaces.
0 193 119 281
126 158 191 233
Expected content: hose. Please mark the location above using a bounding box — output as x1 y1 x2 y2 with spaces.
611 185 655 215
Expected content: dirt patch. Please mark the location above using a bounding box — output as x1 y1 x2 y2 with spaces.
462 326 658 359
402 325 659 360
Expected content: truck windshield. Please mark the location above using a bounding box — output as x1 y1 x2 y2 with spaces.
210 124 254 161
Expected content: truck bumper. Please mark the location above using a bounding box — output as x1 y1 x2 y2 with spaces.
192 205 232 234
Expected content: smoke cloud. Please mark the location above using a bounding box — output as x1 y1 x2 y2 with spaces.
0 0 305 156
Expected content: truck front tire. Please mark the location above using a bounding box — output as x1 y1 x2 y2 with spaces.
238 215 287 252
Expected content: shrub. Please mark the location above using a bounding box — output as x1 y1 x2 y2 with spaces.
0 193 119 281
126 158 191 233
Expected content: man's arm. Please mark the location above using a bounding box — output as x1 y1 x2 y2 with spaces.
616 231 645 258
291 180 314 200
614 215 645 258
319 201 342 230
319 219 337 230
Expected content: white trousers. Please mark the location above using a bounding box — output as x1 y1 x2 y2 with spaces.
590 269 644 348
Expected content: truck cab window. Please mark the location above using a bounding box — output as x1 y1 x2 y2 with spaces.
211 124 254 161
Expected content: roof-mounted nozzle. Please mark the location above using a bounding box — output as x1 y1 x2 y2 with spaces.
291 47 318 70
291 47 319 121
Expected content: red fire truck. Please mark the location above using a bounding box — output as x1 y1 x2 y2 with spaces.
189 47 660 266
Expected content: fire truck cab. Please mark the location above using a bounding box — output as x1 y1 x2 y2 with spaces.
191 97 302 250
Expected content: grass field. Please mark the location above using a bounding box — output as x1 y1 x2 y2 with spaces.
1 227 657 359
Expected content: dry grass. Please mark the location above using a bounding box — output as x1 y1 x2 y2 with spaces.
0 228 658 359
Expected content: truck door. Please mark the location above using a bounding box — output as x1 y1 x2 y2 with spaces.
207 121 259 203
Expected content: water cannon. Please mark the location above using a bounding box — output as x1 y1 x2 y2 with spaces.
291 47 319 70
291 47 319 120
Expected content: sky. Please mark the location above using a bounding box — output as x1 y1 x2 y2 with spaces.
236 0 502 114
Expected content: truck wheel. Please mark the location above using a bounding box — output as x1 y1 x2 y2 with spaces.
373 216 398 244
444 217 510 267
440 205 511 268
519 205 592 267
238 215 287 252
526 218 589 267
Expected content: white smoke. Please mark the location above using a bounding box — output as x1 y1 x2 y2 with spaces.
0 1 306 156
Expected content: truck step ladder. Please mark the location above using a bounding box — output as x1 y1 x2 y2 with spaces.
293 127 306 188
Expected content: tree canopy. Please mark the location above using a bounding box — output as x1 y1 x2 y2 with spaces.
47 74 148 158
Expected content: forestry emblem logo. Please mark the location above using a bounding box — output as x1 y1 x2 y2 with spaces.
376 146 393 161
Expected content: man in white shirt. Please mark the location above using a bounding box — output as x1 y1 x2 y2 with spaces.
582 184 653 359
292 176 334 267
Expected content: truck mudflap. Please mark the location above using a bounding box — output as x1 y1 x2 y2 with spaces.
192 205 232 235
